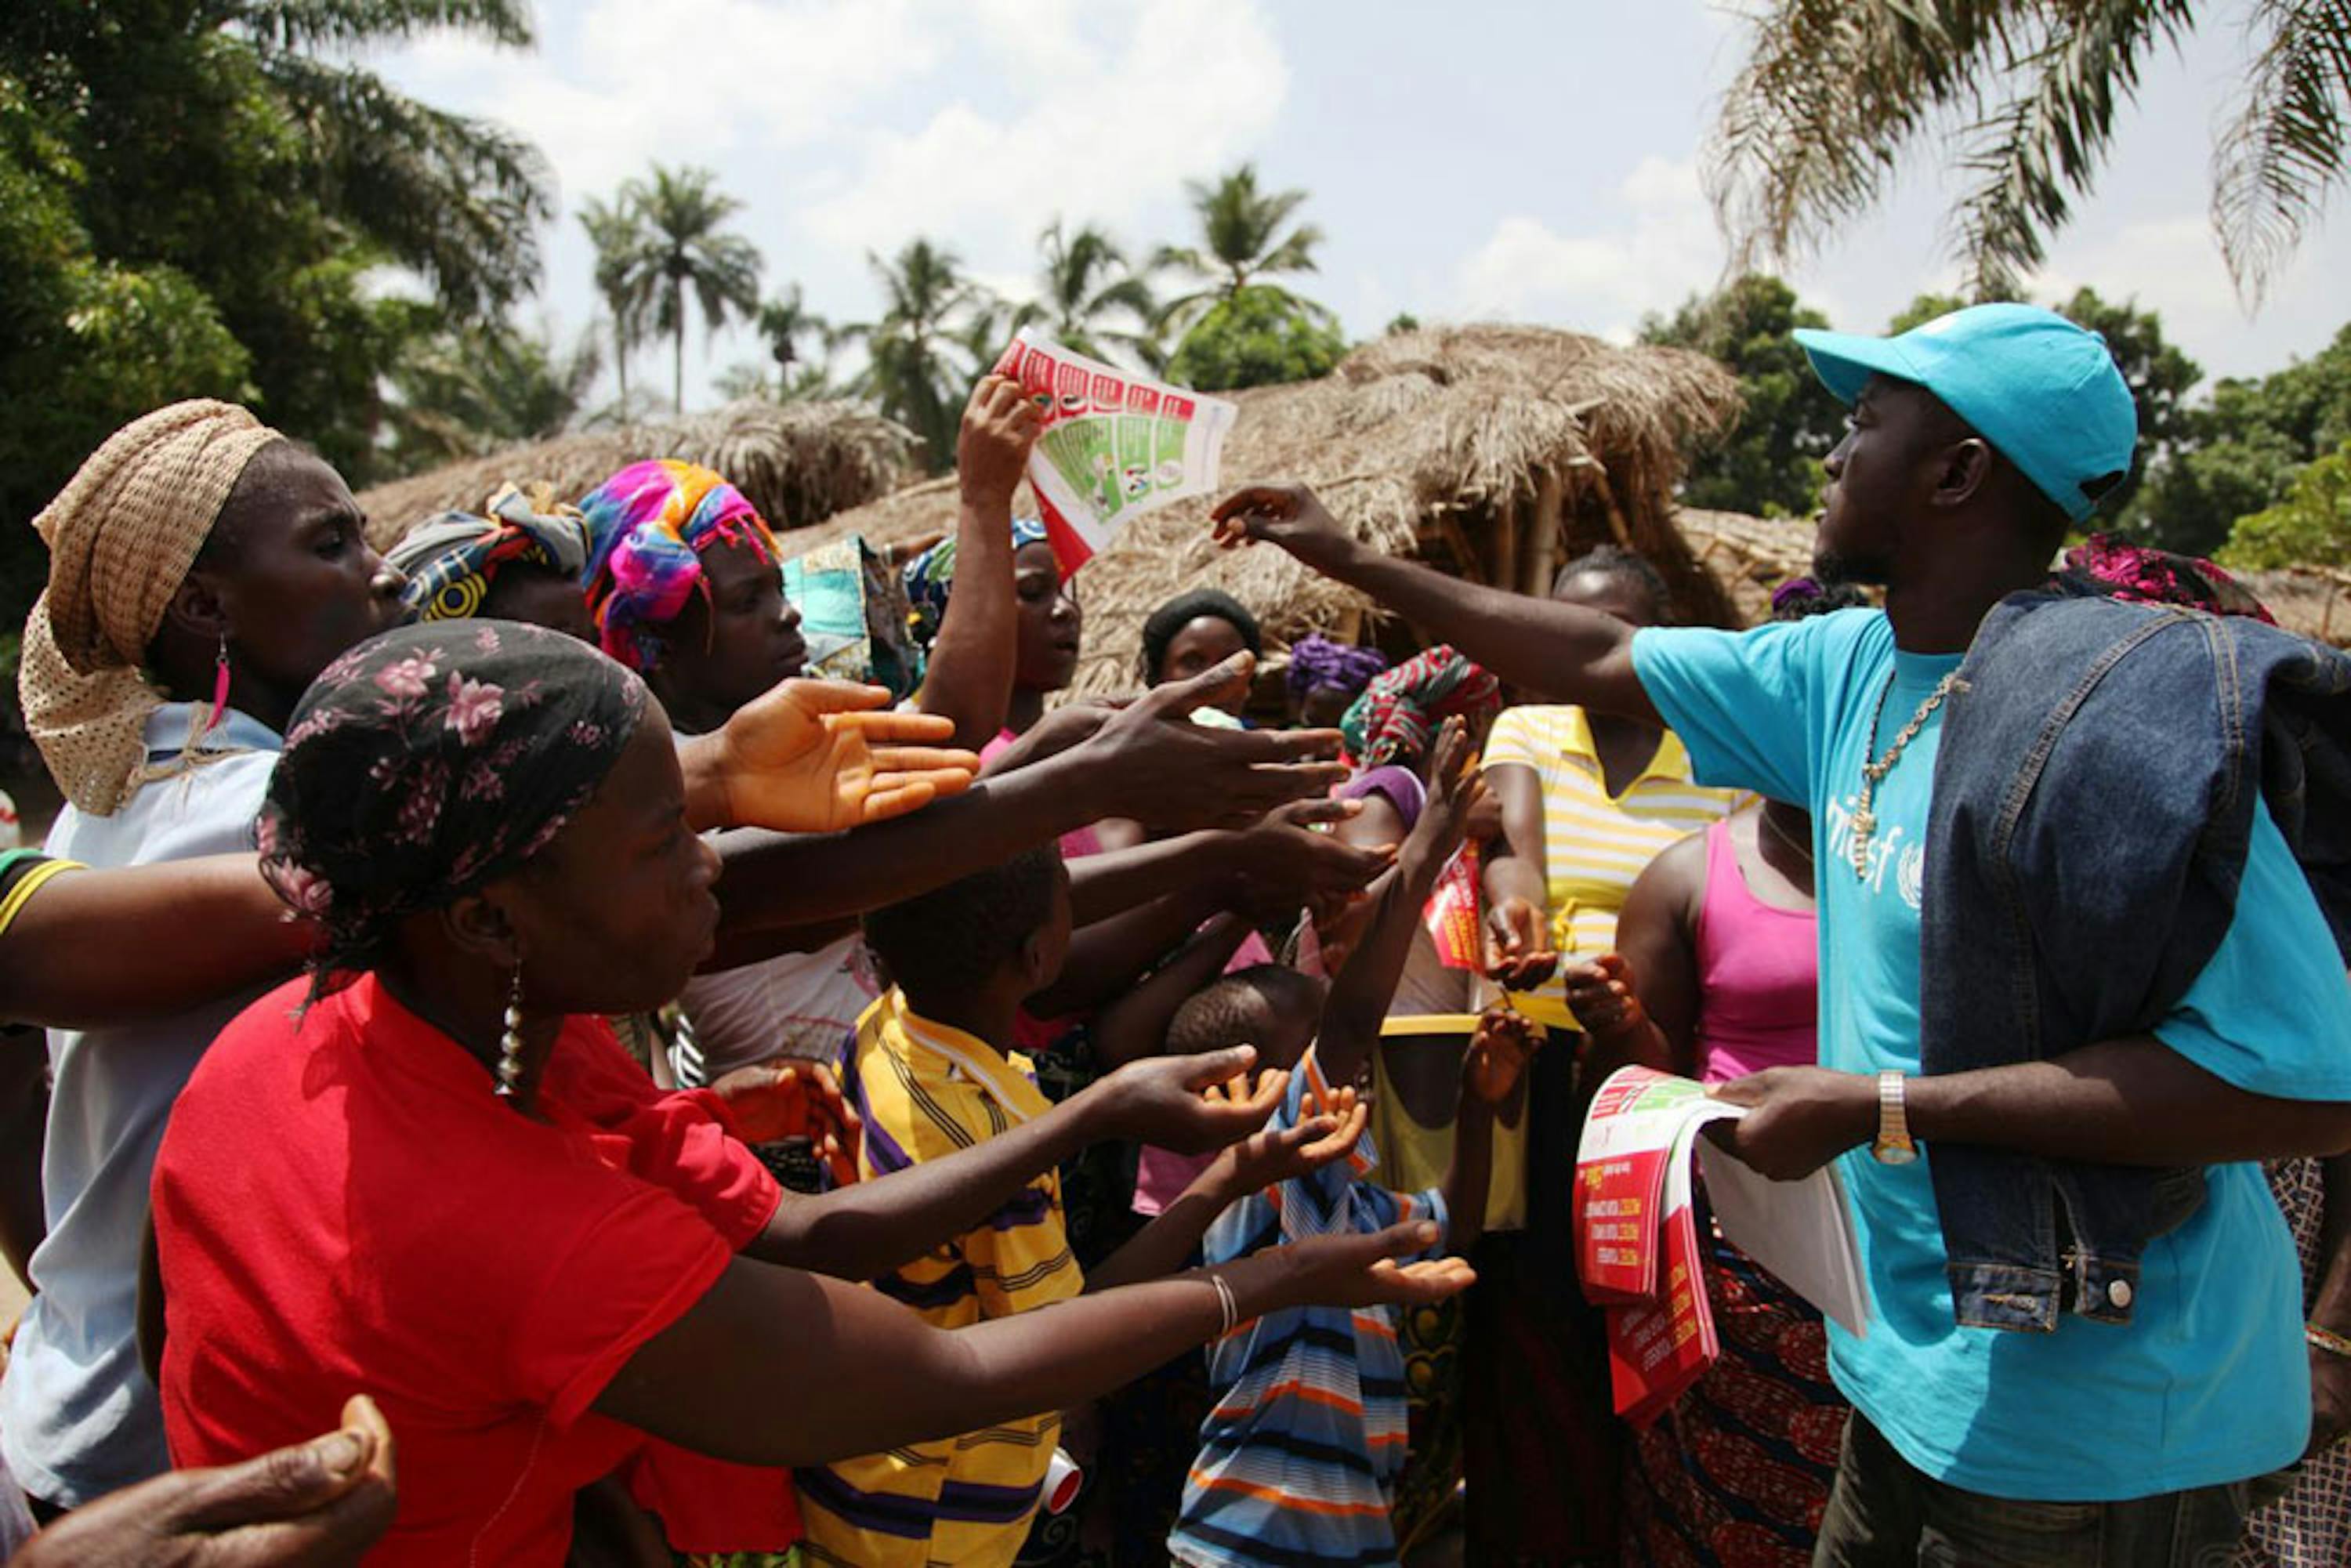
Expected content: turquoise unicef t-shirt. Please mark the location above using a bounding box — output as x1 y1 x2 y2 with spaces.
1632 607 2351 1502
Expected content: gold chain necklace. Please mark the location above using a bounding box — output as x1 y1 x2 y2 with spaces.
1849 669 1964 880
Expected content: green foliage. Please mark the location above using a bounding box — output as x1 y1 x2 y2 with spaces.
619 165 763 414
1154 163 1331 339
2131 320 2351 553
1641 273 1841 517
1014 219 1156 365
1165 285 1346 393
1385 312 1422 336
2219 439 2351 570
846 240 995 473
379 315 600 475
0 0 553 653
1709 0 2348 304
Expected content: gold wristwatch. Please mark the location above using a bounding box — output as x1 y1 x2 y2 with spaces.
1871 1070 1918 1165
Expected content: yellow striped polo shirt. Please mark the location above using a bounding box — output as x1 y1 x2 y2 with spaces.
1481 704 1742 1028
796 990 1081 1568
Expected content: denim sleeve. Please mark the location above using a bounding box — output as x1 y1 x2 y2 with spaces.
2154 798 2351 1101
1630 620 1832 805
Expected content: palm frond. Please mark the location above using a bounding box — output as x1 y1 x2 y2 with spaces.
1948 0 2197 297
234 0 532 53
2214 0 2351 306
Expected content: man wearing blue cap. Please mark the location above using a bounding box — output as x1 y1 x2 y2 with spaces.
1209 303 2351 1564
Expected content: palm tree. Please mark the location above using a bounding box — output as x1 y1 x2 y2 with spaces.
715 286 839 402
1013 219 1157 363
579 194 654 416
845 239 994 471
1153 163 1329 336
383 317 602 474
1708 0 2351 306
624 165 764 411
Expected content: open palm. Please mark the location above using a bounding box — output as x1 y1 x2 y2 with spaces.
716 679 980 832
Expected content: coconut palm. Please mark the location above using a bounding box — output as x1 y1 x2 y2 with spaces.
716 286 839 402
1153 164 1330 336
623 165 764 412
218 0 553 319
1013 219 1157 363
1708 0 2351 306
844 239 994 471
579 194 654 416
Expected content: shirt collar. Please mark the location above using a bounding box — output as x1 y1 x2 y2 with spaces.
882 990 1051 1124
1553 704 1694 791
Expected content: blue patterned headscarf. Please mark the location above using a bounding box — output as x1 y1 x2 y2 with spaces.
901 517 1050 654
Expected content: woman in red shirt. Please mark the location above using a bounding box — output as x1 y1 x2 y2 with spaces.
150 621 1468 1566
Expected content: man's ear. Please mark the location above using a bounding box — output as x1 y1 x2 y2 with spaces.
161 570 232 643
1019 928 1051 991
440 889 524 970
1932 437 1996 511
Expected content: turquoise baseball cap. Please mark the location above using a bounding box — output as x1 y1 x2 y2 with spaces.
1791 303 2137 522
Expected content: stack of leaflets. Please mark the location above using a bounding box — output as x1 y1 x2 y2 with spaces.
1573 1066 1870 1428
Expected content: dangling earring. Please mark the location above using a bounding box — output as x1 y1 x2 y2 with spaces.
495 965 527 1099
205 632 231 735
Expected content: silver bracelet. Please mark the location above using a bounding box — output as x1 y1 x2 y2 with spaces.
1208 1270 1238 1337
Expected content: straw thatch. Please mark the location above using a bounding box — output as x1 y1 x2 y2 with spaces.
355 400 917 549
1674 506 2351 647
791 325 1742 696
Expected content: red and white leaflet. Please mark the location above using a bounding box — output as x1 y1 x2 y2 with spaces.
1606 1117 1720 1429
1423 843 1483 972
1574 1066 1741 1304
990 331 1237 576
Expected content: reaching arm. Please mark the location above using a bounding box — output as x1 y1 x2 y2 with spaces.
912 377 1040 753
596 1218 1469 1469
1570 833 1706 1079
1091 914 1254 1071
1212 483 1658 721
1026 889 1224 1021
1317 722 1480 1088
1479 760 1559 990
1440 1008 1538 1259
744 1047 1285 1280
0 855 312 1030
1711 1037 2351 1182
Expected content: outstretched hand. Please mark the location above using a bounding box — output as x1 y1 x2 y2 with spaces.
709 1059 863 1187
1561 953 1644 1041
1412 719 1485 863
1207 1076 1367 1197
1279 1220 1477 1311
1209 483 1348 567
1099 1046 1288 1154
1078 653 1348 829
13 1393 397 1566
713 679 980 832
1703 1066 1877 1182
1482 895 1559 993
1465 1006 1540 1106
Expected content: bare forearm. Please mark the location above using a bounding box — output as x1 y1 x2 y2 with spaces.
1068 832 1235 926
1091 916 1253 1070
1026 890 1221 1019
1442 1101 1495 1258
1909 1037 2351 1166
712 762 1099 927
1085 1184 1226 1293
1320 856 1447 1085
750 1087 1103 1278
917 495 1019 754
1293 534 1655 719
0 857 312 1029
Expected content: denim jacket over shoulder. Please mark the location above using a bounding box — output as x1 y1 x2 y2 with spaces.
1919 588 2351 1332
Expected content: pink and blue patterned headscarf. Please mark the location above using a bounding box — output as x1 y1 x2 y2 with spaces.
579 459 781 672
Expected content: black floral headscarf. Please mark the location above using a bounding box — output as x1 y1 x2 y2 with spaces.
259 619 649 988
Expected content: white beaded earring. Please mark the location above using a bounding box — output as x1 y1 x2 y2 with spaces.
494 965 526 1099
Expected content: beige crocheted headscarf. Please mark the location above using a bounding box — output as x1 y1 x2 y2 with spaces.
20 400 285 816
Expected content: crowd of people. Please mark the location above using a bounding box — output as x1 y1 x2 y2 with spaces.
0 300 2345 1568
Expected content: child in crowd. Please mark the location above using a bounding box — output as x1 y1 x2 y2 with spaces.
799 845 1366 1568
1170 722 1538 1568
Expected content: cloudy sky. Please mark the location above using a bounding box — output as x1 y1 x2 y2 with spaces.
373 0 2350 409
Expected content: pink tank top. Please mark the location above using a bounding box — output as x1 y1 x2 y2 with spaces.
1691 818 1819 1085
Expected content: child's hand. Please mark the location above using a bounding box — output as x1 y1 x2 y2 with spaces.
1408 719 1484 864
1464 1007 1540 1106
1561 953 1645 1041
1101 1048 1288 1153
710 1060 863 1186
1211 1081 1368 1197
1481 896 1559 991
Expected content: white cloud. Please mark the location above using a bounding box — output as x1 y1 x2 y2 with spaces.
1448 155 1722 339
801 0 1287 262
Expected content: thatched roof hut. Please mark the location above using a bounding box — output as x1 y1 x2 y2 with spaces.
354 400 916 549
792 325 1741 696
1675 507 2351 647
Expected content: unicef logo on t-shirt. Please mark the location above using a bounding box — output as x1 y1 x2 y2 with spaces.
1896 842 1926 911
